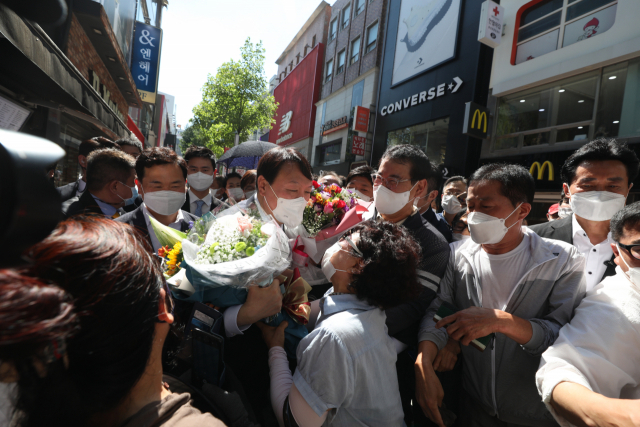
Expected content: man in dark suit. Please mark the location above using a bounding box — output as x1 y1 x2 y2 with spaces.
181 146 219 217
116 147 197 252
414 162 453 243
63 148 136 219
530 138 640 291
57 137 120 202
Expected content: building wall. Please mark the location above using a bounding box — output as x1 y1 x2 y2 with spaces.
276 4 331 81
65 14 129 118
490 0 640 96
321 0 386 100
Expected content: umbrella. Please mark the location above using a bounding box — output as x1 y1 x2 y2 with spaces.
217 140 278 169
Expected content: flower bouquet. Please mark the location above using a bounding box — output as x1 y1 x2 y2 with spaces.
298 181 373 264
149 216 188 279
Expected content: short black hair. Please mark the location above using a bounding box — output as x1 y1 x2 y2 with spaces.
135 147 187 182
318 170 343 186
427 161 441 193
78 137 120 157
561 138 640 185
114 136 143 152
347 220 421 309
257 147 313 184
346 165 375 186
443 176 468 188
213 176 225 187
469 163 535 206
184 146 216 169
380 144 435 183
611 202 640 242
224 172 242 188
240 170 257 190
85 149 135 192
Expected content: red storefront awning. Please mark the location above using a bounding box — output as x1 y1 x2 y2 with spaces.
127 115 145 145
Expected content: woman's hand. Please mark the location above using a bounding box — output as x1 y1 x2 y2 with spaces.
433 338 460 372
256 321 288 349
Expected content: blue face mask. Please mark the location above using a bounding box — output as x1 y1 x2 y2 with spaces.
124 184 139 206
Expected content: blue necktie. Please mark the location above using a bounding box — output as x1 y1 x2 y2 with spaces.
194 200 205 217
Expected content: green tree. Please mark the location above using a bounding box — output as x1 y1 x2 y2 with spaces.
192 38 277 151
179 123 222 156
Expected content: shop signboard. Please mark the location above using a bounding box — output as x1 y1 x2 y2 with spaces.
462 101 489 139
322 116 348 135
392 0 462 86
269 44 325 146
131 22 162 104
380 77 463 116
352 135 366 156
478 0 504 48
529 161 554 181
353 106 370 133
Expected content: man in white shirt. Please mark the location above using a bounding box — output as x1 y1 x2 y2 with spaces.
531 138 640 291
416 163 586 427
182 146 218 217
537 202 640 427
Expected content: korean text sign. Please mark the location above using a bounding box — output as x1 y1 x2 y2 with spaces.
131 22 162 104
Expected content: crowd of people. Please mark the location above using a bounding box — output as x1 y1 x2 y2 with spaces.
0 136 639 427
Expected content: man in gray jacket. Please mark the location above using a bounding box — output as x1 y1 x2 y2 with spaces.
415 163 586 427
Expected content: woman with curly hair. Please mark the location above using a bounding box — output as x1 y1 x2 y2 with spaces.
259 220 421 427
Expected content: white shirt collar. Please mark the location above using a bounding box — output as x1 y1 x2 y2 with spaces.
572 214 613 244
188 188 212 206
77 178 87 193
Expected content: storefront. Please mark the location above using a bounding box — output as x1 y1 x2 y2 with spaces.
371 0 494 176
484 0 640 223
269 44 325 159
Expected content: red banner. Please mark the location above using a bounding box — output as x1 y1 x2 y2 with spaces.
353 106 370 133
352 135 366 156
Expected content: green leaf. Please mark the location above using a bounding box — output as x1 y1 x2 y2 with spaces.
148 216 187 248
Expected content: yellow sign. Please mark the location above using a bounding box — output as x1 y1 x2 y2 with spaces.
138 89 156 104
529 161 554 181
471 109 487 133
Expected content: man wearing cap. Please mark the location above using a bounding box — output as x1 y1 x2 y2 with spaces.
547 203 560 222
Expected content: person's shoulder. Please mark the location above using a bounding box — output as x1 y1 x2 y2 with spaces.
181 210 198 222
116 206 143 224
529 215 572 237
406 213 449 246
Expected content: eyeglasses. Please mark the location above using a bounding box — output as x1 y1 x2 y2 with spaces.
371 173 410 191
339 233 363 257
617 242 640 260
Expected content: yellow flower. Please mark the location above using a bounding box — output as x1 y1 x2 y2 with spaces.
166 242 182 274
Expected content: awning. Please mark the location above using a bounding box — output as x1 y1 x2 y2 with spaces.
127 115 145 144
73 0 143 108
0 4 129 138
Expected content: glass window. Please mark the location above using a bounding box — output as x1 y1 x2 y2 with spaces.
350 37 361 65
523 131 551 146
351 80 364 109
326 59 333 83
515 0 618 63
329 19 337 41
556 125 589 142
596 61 627 139
387 118 449 165
337 50 346 74
319 143 342 165
342 5 351 28
356 0 365 16
366 22 378 54
494 136 519 150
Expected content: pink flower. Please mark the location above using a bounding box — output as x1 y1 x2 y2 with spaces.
237 217 253 232
324 203 334 214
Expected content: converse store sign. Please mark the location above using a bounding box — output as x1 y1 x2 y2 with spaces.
380 77 463 116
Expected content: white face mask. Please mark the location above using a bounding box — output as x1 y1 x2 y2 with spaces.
467 203 523 245
187 172 214 191
244 190 257 200
569 191 626 222
143 189 186 216
617 244 640 287
441 194 463 214
558 207 572 218
374 182 417 215
264 183 307 229
350 189 371 202
228 187 245 201
452 233 470 242
321 236 362 282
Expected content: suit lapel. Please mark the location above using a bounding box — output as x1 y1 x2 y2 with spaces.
182 192 191 213
79 191 104 216
549 214 574 244
131 207 152 247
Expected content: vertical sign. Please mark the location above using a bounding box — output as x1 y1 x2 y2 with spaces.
131 22 162 104
352 135 366 156
462 101 490 139
353 106 370 133
478 1 504 48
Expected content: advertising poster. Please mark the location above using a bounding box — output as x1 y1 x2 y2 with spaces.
562 4 617 48
392 0 462 86
131 22 162 104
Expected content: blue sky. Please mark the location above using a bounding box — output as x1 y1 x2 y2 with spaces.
156 0 333 128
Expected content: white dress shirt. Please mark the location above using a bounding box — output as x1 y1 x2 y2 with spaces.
572 215 614 292
141 203 185 253
188 188 213 216
536 268 640 427
77 178 87 196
